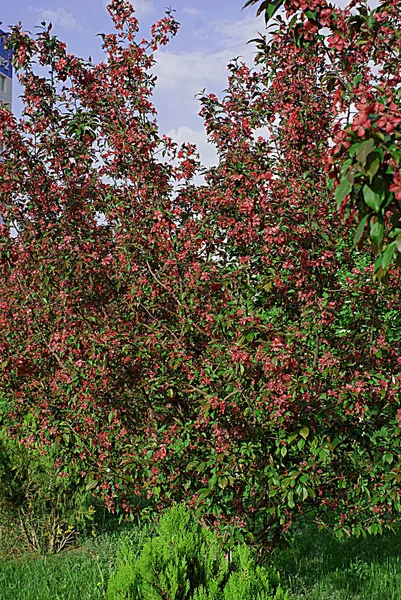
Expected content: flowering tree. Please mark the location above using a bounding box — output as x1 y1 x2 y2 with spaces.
0 0 400 554
244 0 401 280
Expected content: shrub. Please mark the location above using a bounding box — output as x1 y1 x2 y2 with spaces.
106 504 289 600
105 541 140 600
0 429 96 555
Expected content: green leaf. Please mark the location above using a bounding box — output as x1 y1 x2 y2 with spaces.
335 177 352 208
218 476 229 489
381 242 397 272
305 9 318 20
300 427 309 440
353 526 362 537
266 0 285 20
197 487 211 500
349 143 360 157
281 445 287 457
247 0 285 21
365 156 380 182
374 254 383 273
288 491 295 508
363 177 385 212
370 220 384 248
383 453 393 464
353 214 369 246
356 138 375 167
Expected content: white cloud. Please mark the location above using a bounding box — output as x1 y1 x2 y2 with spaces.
252 126 270 141
153 48 231 92
183 7 201 17
193 15 265 53
151 14 264 117
36 7 80 30
130 0 155 18
152 48 234 120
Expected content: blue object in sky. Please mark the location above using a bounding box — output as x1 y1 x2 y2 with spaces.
0 30 12 79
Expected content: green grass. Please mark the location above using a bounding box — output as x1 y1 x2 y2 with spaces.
0 551 105 600
0 520 400 599
272 523 401 600
0 520 151 600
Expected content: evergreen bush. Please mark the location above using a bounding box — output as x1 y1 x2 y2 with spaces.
106 504 289 600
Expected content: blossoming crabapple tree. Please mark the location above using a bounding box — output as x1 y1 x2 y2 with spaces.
0 0 400 553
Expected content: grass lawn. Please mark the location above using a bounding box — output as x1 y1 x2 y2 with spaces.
273 523 401 599
0 550 105 600
0 523 148 600
0 521 400 599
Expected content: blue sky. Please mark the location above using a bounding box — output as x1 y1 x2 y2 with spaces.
0 0 369 167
